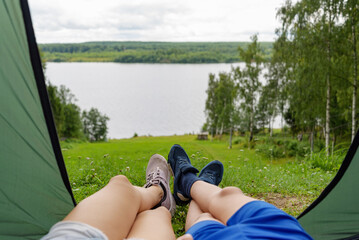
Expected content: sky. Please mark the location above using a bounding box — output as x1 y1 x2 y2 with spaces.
28 0 285 43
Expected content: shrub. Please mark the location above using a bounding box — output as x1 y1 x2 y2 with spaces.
256 143 286 158
306 149 346 171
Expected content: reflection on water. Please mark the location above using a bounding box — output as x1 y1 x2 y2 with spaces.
46 62 243 139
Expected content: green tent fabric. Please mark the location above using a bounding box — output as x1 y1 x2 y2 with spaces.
298 132 359 240
2 0 359 239
0 0 75 239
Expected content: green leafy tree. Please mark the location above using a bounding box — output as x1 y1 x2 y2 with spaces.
233 34 264 142
276 0 345 155
205 74 220 136
204 72 237 148
341 0 359 141
82 108 110 142
62 103 83 138
47 82 64 133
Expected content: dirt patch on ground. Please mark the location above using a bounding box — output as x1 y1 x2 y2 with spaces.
247 193 314 216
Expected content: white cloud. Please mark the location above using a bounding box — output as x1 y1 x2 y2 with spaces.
28 0 285 43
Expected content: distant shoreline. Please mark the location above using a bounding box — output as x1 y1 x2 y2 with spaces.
39 41 273 63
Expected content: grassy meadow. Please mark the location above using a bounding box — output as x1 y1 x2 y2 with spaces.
61 134 339 236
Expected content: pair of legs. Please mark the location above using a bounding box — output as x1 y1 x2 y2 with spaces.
183 181 255 239
63 175 175 240
63 174 255 240
45 145 312 240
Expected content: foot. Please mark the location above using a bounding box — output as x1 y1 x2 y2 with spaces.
168 144 199 205
198 160 224 186
144 154 176 216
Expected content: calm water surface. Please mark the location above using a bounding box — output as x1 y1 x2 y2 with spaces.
46 62 242 139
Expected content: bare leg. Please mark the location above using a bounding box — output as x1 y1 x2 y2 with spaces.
190 180 256 224
127 206 175 240
185 200 222 231
64 175 163 240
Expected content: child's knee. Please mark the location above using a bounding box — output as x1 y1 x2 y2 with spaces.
110 175 131 185
109 175 139 197
219 187 244 197
155 206 172 218
209 187 244 208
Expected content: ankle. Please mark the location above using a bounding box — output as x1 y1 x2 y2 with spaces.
151 185 164 202
180 172 200 199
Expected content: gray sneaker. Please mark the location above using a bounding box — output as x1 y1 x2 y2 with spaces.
144 154 176 216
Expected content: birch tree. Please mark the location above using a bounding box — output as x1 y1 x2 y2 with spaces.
233 34 264 142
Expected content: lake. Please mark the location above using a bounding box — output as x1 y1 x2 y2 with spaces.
46 62 243 139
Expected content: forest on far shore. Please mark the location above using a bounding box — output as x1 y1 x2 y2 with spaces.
39 41 273 63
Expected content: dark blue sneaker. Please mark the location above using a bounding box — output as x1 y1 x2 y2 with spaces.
168 144 199 205
198 160 224 186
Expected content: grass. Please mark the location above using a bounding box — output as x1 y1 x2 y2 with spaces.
61 135 337 236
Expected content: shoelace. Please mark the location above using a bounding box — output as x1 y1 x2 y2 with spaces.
177 155 189 168
203 170 217 183
145 167 162 187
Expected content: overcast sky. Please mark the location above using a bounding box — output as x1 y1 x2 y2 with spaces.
28 0 285 43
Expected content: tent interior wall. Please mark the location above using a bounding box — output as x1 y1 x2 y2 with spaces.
0 0 358 239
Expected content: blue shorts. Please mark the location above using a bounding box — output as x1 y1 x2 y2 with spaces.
186 201 313 240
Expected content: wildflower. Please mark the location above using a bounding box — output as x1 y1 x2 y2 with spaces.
126 166 130 171
90 161 94 165
86 157 90 160
258 169 262 172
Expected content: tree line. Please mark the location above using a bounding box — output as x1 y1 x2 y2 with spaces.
47 83 109 142
39 41 273 63
204 0 358 156
41 54 110 142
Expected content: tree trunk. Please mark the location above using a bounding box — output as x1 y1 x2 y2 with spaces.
325 11 332 157
325 76 331 157
352 13 358 142
229 127 233 149
310 131 314 154
332 134 336 156
249 100 254 142
220 122 224 137
270 116 274 137
249 116 253 141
